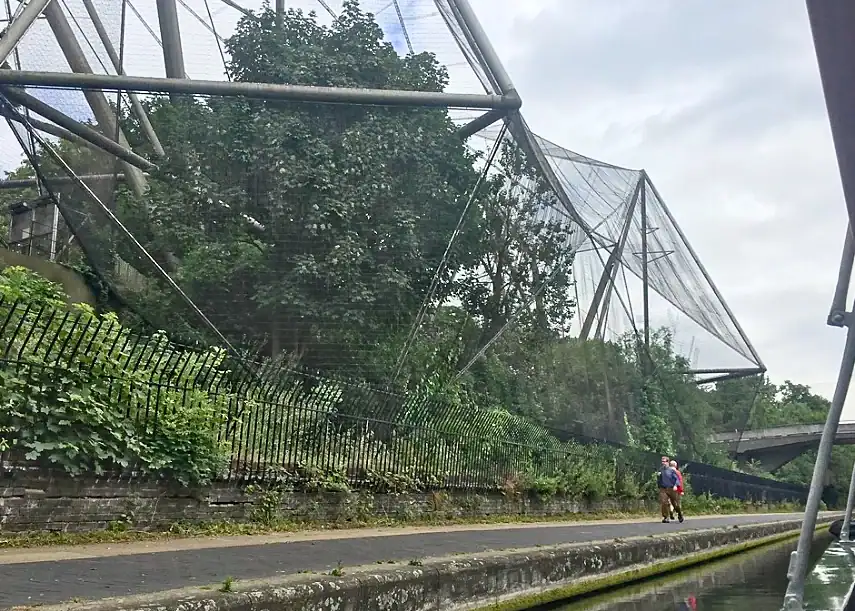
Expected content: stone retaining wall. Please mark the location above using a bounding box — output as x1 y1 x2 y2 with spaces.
0 467 659 532
38 517 834 611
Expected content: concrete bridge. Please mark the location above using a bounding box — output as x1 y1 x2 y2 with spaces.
710 422 855 472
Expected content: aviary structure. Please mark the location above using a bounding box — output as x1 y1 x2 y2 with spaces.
0 1 762 448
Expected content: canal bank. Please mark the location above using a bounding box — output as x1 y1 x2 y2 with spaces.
23 515 837 611
555 528 835 610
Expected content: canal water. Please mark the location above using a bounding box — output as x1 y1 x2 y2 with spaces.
553 533 837 610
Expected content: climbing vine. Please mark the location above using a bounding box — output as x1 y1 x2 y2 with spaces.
0 267 230 486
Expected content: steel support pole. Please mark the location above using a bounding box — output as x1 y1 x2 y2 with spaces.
691 369 765 385
446 0 515 95
841 461 855 542
437 0 617 331
805 0 855 231
275 0 284 27
503 115 590 230
82 0 165 157
830 225 854 326
0 173 128 189
580 176 642 342
436 0 495 96
688 367 766 375
0 70 520 109
593 246 619 340
156 0 185 84
215 0 253 17
1 86 155 171
798 4 855 602
8 111 108 155
640 172 650 360
457 108 505 140
782 302 855 609
0 0 53 67
43 1 147 195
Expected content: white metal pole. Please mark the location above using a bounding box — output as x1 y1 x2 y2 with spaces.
0 0 53 67
782 310 855 609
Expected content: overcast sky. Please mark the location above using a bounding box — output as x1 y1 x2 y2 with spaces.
473 0 849 414
1 0 850 417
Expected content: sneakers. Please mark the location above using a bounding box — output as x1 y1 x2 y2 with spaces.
662 518 670 523
678 514 684 523
669 512 675 520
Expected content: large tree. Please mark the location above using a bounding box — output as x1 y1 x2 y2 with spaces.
116 2 478 379
5 3 836 487
455 141 576 351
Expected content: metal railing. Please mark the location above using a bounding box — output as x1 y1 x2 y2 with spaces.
0 296 808 499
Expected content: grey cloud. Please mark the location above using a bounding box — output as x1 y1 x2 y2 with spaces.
636 67 822 146
510 1 810 94
490 0 849 408
737 285 844 367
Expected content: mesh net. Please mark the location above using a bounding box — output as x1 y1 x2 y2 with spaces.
5 0 492 120
0 0 769 474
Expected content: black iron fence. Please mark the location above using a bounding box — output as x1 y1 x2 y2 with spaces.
556 430 809 504
0 296 808 502
684 462 808 503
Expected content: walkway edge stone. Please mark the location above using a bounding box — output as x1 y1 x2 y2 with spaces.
28 517 837 611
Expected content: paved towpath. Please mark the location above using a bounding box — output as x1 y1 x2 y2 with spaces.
0 513 827 609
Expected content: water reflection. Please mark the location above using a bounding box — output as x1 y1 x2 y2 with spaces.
555 534 833 611
803 541 855 610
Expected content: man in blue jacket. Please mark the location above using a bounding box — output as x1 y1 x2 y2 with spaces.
658 455 684 523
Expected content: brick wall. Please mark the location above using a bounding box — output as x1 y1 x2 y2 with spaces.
0 466 657 533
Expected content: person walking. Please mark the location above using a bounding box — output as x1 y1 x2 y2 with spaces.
669 459 684 520
657 455 683 523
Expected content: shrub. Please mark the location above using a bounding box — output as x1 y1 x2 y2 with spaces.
527 474 560 501
0 267 806 509
0 267 230 486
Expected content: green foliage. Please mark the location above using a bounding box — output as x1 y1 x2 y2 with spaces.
0 267 230 486
0 266 659 502
0 265 814 507
114 2 478 379
527 475 560 502
0 0 830 508
455 140 576 347
682 492 748 514
0 265 67 304
245 484 287 527
0 0 736 470
0 424 12 453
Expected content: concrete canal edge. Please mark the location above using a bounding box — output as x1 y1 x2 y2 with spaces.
39 517 837 611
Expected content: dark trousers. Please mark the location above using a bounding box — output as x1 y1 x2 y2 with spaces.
659 487 681 518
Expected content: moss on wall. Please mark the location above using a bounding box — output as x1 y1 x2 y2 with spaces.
473 525 826 611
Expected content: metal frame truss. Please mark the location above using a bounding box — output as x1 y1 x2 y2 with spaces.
0 0 767 451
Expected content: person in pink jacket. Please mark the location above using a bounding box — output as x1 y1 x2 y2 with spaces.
669 460 684 520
